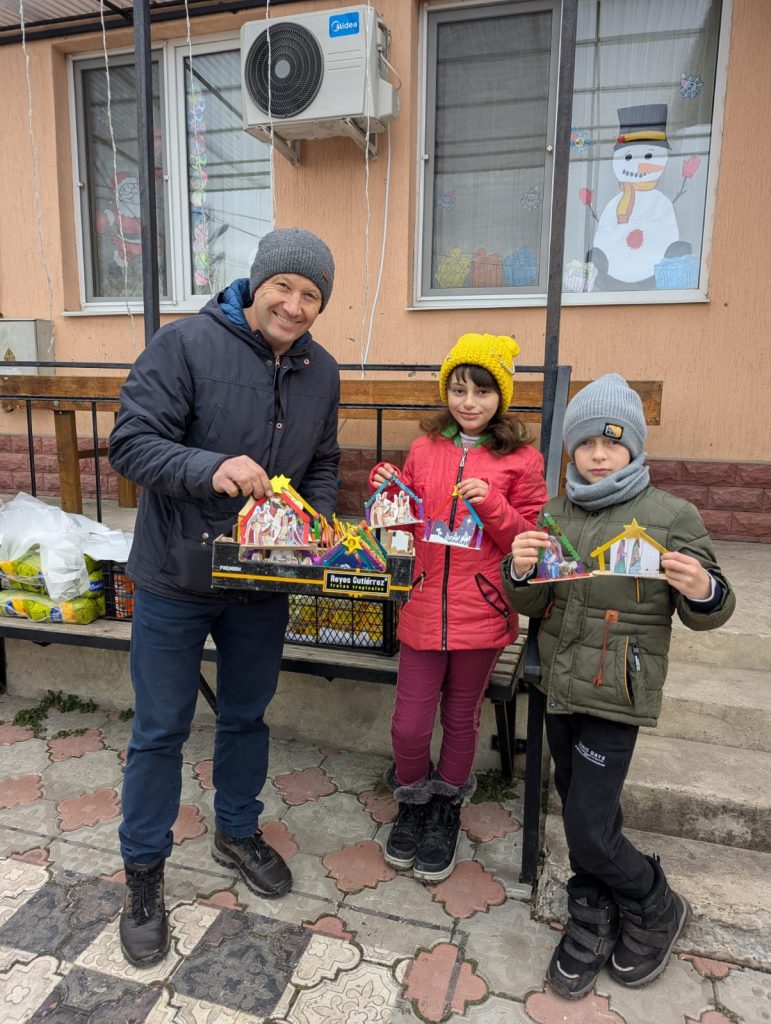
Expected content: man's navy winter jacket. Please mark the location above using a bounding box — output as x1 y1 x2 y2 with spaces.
109 283 340 600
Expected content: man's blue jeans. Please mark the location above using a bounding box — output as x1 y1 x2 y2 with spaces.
119 586 289 865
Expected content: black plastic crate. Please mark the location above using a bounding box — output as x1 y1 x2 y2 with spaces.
102 561 136 620
286 594 399 655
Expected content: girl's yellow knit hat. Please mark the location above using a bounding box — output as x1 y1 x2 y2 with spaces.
438 333 521 414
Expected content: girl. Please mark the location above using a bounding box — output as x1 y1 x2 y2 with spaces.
370 333 548 881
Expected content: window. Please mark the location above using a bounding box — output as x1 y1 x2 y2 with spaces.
418 0 725 306
72 38 272 308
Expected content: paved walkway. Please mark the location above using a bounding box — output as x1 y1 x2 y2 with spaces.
0 692 767 1023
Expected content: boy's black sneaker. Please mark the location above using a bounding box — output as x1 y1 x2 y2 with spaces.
413 795 461 882
384 802 426 869
609 857 690 987
212 829 292 898
546 887 620 1000
119 858 170 968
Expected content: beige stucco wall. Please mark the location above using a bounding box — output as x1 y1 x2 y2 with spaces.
0 0 768 460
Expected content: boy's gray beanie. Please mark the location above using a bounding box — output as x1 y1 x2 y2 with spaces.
249 228 335 310
563 373 647 458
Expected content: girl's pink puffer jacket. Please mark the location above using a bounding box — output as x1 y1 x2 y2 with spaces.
370 433 547 651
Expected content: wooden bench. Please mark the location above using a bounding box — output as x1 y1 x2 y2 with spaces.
0 372 663 516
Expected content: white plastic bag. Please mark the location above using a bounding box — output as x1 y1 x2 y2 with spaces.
0 493 133 601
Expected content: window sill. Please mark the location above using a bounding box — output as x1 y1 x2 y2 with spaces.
409 290 709 310
62 298 211 317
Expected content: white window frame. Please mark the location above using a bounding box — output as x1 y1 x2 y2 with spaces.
413 0 733 310
67 29 272 316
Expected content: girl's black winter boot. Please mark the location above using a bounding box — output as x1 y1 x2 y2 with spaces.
413 794 461 882
546 883 620 1000
383 769 433 870
609 856 691 987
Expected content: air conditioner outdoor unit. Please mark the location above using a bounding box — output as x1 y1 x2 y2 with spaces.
241 6 398 159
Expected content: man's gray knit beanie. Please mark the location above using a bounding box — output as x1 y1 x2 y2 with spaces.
249 228 335 310
563 373 647 458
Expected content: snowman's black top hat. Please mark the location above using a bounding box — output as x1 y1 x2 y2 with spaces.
615 104 670 150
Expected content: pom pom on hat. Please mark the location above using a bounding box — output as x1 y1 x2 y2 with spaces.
249 228 335 310
563 373 647 458
438 333 521 414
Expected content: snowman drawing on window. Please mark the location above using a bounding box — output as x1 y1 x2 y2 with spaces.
586 104 692 291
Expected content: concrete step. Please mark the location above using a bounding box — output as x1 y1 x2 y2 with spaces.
649 660 771 752
548 732 771 852
536 812 771 970
669 540 771 671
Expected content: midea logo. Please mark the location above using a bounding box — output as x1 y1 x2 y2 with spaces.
329 11 360 37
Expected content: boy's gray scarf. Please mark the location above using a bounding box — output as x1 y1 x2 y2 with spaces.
565 452 650 511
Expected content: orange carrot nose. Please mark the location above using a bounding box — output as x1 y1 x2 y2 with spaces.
638 162 665 174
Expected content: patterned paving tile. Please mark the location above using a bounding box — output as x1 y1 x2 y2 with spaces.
525 989 627 1023
471 827 527 899
282 792 376 857
193 759 213 790
47 728 105 762
42 750 123 801
0 774 43 810
287 960 401 1023
337 904 452 965
304 914 354 941
171 907 310 1017
358 789 398 823
461 801 521 842
343 872 451 929
26 965 156 1021
47 835 124 879
462 896 554 999
56 788 121 832
0 955 66 1024
274 767 337 805
320 750 391 793
680 953 742 979
0 870 123 962
714 965 771 1024
0 723 35 746
685 1012 735 1024
399 941 488 1022
262 819 299 861
172 804 207 845
147 990 265 1023
427 860 506 919
291 932 361 988
11 847 49 866
0 739 49 778
597 957 713 1024
268 738 325 778
323 840 396 893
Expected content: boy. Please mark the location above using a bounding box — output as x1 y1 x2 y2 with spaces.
501 373 735 999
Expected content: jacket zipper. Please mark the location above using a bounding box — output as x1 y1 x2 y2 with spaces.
441 447 469 649
269 355 282 475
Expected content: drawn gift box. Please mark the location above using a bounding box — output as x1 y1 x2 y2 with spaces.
654 254 699 290
562 259 598 293
502 245 538 287
435 247 471 289
471 249 503 288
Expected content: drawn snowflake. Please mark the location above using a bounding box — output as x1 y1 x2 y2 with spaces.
570 128 591 153
437 189 457 211
680 73 704 99
520 185 542 211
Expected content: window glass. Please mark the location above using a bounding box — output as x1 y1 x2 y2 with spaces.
80 59 167 300
423 3 558 298
184 50 272 296
564 0 722 295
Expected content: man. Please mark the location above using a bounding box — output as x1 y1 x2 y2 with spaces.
109 228 339 967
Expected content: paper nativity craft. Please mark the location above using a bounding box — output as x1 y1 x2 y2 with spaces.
590 519 668 578
529 512 593 584
237 475 328 563
424 487 484 550
365 475 425 529
317 522 388 571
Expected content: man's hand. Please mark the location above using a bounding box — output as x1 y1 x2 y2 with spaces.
455 477 489 505
660 551 712 600
372 462 400 489
511 530 550 576
212 456 273 499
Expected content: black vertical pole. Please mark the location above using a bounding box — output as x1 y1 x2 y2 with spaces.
134 0 160 346
540 0 578 461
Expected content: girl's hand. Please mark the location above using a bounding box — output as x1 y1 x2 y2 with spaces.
511 530 550 576
660 551 712 600
372 462 400 489
456 477 489 505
